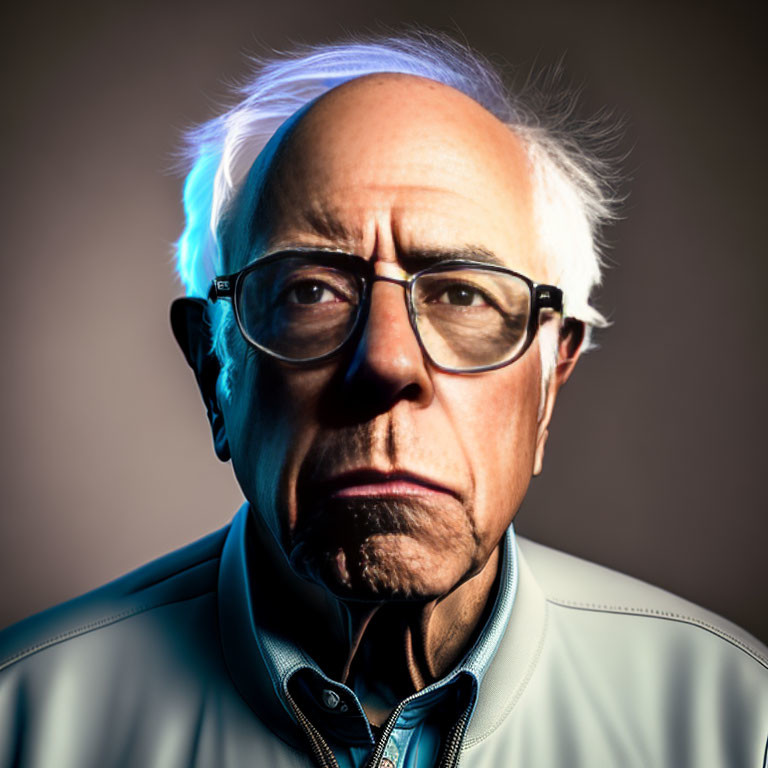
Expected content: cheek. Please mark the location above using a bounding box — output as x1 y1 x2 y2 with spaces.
437 356 542 538
222 351 335 539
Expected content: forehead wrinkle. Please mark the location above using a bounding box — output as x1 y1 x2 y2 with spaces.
298 203 366 244
261 195 365 253
260 73 542 276
271 183 473 245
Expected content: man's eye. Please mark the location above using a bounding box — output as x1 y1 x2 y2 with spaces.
436 284 489 307
284 281 340 305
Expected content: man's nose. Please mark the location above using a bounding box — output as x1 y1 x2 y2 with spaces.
342 280 434 408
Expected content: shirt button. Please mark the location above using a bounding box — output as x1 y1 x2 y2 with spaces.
321 689 341 710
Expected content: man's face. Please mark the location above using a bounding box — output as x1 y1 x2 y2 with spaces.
219 74 555 601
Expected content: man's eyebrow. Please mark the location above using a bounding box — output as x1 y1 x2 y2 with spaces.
300 208 365 244
399 246 504 270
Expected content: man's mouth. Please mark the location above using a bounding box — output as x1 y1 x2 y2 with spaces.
318 469 458 500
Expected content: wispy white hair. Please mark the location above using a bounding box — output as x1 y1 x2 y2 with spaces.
175 31 618 397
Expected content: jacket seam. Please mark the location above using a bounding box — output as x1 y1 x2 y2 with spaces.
126 553 221 593
0 590 217 672
461 602 550 750
546 597 768 669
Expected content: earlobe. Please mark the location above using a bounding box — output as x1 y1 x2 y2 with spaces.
170 298 231 462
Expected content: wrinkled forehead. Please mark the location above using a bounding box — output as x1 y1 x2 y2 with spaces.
223 74 543 278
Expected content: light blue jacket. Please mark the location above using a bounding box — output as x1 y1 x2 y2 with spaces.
1 504 767 767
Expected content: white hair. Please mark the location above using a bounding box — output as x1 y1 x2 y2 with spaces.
175 31 619 398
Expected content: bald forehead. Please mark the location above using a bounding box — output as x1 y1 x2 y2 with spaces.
242 72 543 280
282 73 531 200
297 73 515 148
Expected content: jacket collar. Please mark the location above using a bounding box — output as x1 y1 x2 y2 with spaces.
218 503 305 748
464 540 547 745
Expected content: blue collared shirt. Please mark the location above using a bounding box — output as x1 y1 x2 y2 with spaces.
255 526 519 767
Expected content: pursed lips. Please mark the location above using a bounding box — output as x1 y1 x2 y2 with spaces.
316 469 460 500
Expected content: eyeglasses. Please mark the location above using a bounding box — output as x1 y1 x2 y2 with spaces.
208 249 563 373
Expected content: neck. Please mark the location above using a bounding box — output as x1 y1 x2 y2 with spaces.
246 509 501 725
337 547 501 725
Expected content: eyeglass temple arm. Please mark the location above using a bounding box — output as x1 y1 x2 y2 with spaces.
535 284 563 314
208 277 234 303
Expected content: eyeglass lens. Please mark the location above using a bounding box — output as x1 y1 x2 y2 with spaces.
236 257 532 369
412 268 531 369
238 257 361 360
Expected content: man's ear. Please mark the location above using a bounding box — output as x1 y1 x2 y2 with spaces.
533 319 585 476
170 298 230 462
553 318 585 388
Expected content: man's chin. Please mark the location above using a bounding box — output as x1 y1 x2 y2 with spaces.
287 495 477 600
288 532 467 602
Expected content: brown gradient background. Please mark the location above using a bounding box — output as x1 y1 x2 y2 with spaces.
2 1 766 643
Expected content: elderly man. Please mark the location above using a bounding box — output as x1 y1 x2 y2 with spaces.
1 33 766 768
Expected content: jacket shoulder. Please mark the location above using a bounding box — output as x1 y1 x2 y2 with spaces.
0 524 229 672
517 536 768 668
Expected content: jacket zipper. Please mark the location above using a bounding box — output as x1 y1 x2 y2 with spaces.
287 689 471 768
437 709 470 768
365 703 470 768
285 688 340 768
364 701 406 768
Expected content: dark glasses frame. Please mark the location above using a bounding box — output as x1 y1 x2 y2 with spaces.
208 249 564 373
